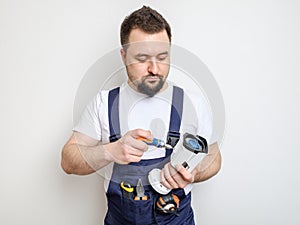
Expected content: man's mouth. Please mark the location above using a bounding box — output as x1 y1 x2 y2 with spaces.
144 75 160 82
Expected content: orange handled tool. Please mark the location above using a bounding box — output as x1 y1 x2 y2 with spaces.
134 179 148 200
137 137 172 149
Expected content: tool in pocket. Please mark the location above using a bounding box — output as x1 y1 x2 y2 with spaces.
134 179 148 200
120 181 134 199
156 193 180 215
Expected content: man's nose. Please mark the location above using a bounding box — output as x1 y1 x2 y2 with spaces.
147 60 159 74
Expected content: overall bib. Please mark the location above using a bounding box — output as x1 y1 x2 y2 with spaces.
104 86 195 225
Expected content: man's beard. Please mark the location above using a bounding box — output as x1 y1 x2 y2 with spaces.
136 74 165 97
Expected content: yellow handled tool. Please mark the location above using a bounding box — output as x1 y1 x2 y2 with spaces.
120 181 134 199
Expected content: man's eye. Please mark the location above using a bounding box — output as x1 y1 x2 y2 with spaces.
136 56 148 62
157 54 168 61
158 56 167 61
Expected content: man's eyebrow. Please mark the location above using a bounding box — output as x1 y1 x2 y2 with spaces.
157 51 169 56
135 53 149 57
135 51 169 58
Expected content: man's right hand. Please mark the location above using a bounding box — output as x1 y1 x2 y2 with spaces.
104 129 153 164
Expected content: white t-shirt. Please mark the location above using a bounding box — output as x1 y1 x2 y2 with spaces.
74 81 213 192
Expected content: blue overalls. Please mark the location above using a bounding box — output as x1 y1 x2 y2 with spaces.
104 86 195 225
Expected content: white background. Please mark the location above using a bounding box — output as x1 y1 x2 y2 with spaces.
1 0 299 225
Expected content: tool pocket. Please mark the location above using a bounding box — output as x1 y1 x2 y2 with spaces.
121 193 154 225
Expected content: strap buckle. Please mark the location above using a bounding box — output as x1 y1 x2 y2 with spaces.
109 134 121 142
167 131 180 148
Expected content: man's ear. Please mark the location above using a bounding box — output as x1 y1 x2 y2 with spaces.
120 48 126 65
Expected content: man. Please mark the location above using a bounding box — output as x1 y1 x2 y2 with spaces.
61 6 221 225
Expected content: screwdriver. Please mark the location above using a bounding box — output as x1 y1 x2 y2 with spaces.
138 137 173 149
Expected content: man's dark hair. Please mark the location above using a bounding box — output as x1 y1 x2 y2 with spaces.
120 6 172 46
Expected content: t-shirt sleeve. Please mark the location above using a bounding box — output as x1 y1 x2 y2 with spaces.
187 90 215 145
196 99 214 145
73 93 102 140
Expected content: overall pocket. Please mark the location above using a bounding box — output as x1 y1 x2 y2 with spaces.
121 193 154 225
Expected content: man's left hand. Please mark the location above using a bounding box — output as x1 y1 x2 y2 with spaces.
160 162 194 189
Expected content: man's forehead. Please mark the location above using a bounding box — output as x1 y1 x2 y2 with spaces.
125 41 170 55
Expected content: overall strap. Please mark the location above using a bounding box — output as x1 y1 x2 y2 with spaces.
108 87 121 142
166 86 184 156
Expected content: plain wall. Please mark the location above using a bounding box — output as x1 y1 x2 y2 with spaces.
1 0 299 224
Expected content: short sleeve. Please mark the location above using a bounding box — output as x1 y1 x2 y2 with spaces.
196 100 213 144
185 90 214 145
73 94 102 140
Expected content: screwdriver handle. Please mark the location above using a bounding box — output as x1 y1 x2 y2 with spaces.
137 137 165 148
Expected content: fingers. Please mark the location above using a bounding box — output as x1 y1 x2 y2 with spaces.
161 163 194 189
106 129 151 164
122 128 154 154
105 140 144 164
175 164 194 183
161 163 179 189
120 133 148 152
130 128 153 140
